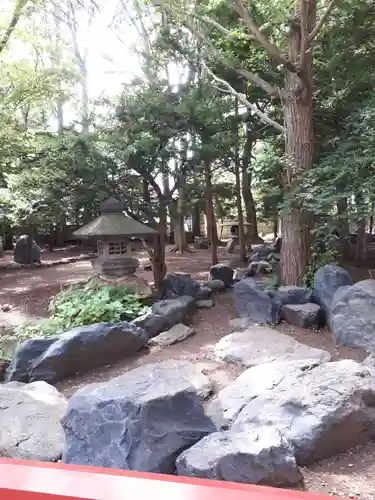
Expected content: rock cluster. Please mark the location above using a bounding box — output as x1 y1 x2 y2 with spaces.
232 262 356 332
5 272 228 385
4 319 375 488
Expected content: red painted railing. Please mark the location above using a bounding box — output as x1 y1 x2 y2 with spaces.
0 459 344 500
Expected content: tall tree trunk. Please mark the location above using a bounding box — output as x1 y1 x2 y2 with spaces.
242 127 258 239
234 98 246 261
336 197 349 236
150 203 167 293
173 187 188 252
356 219 367 264
280 1 316 285
369 199 375 234
204 160 218 265
192 202 201 237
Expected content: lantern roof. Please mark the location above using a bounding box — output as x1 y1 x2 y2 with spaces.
73 198 156 239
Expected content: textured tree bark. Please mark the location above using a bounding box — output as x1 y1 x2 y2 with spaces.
204 160 218 265
172 186 188 253
150 204 167 294
234 99 246 261
242 128 259 238
280 0 316 285
191 202 201 237
356 219 367 264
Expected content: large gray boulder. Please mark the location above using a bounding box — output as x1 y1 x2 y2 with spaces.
0 381 67 461
330 280 375 352
274 286 313 306
282 303 324 329
151 296 195 328
209 264 234 287
62 360 215 472
210 326 330 370
131 312 169 338
176 427 301 487
234 359 375 465
233 278 281 324
6 322 148 384
207 359 322 430
313 265 353 314
14 235 41 264
160 273 200 299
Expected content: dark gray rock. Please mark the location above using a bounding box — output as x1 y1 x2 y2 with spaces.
160 273 200 299
205 279 225 292
274 286 313 306
176 427 301 486
330 280 375 352
234 359 375 465
61 360 216 472
313 265 353 314
207 359 321 430
14 235 41 264
0 381 67 461
209 264 234 287
5 337 57 383
233 278 281 324
151 296 195 327
282 303 324 329
196 286 213 301
210 326 330 370
131 312 169 338
6 322 148 384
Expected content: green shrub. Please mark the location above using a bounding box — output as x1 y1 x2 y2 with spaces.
9 280 150 344
303 230 338 288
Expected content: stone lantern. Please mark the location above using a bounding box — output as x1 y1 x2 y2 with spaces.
73 198 156 295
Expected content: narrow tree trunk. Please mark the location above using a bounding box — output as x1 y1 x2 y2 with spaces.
234 98 246 261
369 200 375 234
173 187 188 252
336 197 349 236
192 202 201 237
356 219 367 264
280 1 316 285
151 203 167 293
242 128 259 239
204 160 218 265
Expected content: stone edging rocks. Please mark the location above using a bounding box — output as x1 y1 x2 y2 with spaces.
0 253 96 271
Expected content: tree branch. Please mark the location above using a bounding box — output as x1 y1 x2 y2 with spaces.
232 0 298 74
203 63 285 133
193 13 255 40
177 19 285 99
0 0 28 55
307 0 337 44
299 0 308 68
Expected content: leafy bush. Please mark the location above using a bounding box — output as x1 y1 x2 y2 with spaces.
49 280 149 329
303 229 338 288
6 280 149 345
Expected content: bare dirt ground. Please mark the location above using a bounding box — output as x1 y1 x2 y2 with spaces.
0 245 374 499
